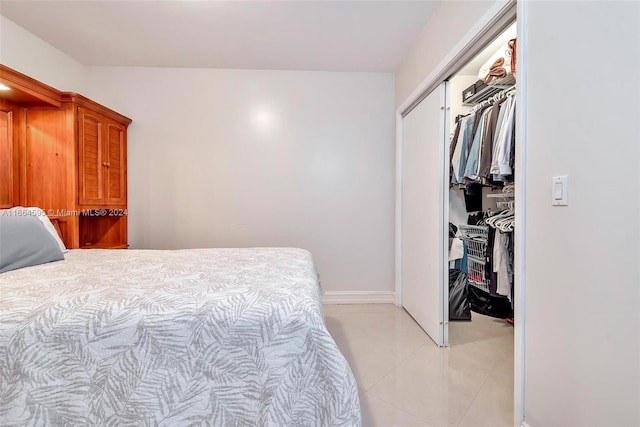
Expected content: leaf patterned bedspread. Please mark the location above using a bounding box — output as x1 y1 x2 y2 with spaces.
0 248 361 426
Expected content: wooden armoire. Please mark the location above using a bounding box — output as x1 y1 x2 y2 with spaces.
0 65 132 249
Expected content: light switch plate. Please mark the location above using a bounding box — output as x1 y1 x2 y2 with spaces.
552 175 569 206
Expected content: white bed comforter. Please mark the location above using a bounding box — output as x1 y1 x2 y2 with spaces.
0 248 360 426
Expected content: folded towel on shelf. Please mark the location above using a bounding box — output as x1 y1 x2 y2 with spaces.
485 60 509 84
478 43 513 83
490 57 505 68
486 58 508 82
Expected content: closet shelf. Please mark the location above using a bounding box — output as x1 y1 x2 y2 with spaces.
462 75 516 106
486 193 515 198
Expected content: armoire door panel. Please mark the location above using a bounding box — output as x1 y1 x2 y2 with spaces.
0 110 13 208
25 109 69 211
78 108 103 204
105 121 126 204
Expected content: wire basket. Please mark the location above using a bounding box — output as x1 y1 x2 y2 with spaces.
458 224 489 240
466 239 487 259
467 257 490 292
458 225 490 292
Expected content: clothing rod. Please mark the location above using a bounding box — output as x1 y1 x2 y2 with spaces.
471 84 516 112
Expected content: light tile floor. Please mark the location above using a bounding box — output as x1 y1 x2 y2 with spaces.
323 304 514 427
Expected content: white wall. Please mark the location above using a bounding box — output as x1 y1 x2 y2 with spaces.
0 16 85 92
395 0 497 106
0 15 396 296
448 74 475 126
522 1 640 425
85 67 396 295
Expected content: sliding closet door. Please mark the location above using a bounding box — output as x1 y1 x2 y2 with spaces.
401 83 448 347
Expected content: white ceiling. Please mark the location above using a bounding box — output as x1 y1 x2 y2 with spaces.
0 1 441 72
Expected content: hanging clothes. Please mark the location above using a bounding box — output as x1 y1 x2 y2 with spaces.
479 95 509 182
450 83 517 318
451 115 475 184
451 90 516 190
449 118 463 182
493 230 511 300
463 106 492 182
491 95 517 179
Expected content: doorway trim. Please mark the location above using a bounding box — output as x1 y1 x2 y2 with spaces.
394 0 524 425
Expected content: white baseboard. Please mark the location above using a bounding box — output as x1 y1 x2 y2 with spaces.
321 291 396 304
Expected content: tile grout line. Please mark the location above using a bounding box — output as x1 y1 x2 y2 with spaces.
362 365 396 392
361 389 436 426
363 340 430 392
455 357 502 426
364 389 436 426
336 307 513 425
364 341 442 425
359 310 442 425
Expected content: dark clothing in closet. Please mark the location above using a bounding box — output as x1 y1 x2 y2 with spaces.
449 119 463 180
464 183 483 212
479 96 508 181
469 104 492 156
486 226 497 294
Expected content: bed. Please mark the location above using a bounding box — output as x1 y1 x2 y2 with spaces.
0 247 361 426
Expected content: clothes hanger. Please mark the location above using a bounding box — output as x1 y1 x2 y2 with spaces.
495 206 515 232
485 211 510 228
486 205 514 229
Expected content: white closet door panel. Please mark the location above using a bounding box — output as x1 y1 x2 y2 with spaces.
401 83 447 347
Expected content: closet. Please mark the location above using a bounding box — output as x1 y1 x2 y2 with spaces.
448 23 517 329
0 65 131 249
399 21 517 347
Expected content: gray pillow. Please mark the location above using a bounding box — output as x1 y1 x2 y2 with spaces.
0 215 64 273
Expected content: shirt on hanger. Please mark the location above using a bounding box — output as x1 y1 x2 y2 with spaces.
454 115 475 184
449 118 463 183
493 230 511 301
479 95 509 181
491 94 516 177
463 106 492 182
